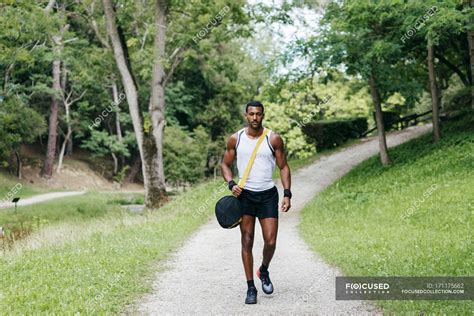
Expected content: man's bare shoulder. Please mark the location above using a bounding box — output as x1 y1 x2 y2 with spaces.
269 131 284 149
226 130 240 148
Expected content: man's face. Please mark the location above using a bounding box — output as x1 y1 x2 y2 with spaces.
245 106 264 129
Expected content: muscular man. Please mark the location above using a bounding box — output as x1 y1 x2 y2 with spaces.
220 100 292 304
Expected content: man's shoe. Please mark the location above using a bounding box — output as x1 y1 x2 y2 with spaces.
245 287 257 304
257 267 274 294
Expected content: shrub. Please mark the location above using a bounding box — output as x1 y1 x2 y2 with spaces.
302 117 368 150
373 111 400 131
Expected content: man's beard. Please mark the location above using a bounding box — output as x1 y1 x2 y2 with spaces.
249 121 262 129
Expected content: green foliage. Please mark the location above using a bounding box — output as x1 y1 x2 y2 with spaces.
1 0 470 186
165 81 197 127
0 0 307 186
163 125 208 186
311 0 470 113
113 166 130 184
0 97 46 165
335 2 426 103
444 85 471 112
260 75 373 158
404 0 467 46
302 117 368 150
80 130 130 159
264 100 316 159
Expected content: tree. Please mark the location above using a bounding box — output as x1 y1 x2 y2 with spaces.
427 45 441 142
43 1 70 178
0 97 46 178
102 0 173 208
400 1 471 141
56 81 86 173
0 0 278 189
307 1 413 165
465 0 474 109
80 129 131 176
102 0 250 207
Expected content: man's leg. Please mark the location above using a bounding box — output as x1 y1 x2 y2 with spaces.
258 217 278 267
256 217 278 295
240 214 256 281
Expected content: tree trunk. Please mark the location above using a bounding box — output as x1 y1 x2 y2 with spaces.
14 150 21 179
111 152 118 175
369 70 391 166
428 45 441 143
66 134 73 155
43 58 61 178
61 64 74 156
103 0 168 208
145 0 168 207
57 104 72 174
57 63 84 173
112 83 123 142
43 4 68 178
112 82 125 167
435 53 470 87
3 62 14 96
56 128 72 174
467 0 474 109
125 155 141 183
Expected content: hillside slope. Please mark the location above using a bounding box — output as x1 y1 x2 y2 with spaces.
300 113 474 314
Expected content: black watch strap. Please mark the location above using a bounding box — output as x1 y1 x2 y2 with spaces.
228 180 237 191
283 189 292 199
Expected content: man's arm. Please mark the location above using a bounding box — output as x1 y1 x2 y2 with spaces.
220 133 242 197
271 133 291 212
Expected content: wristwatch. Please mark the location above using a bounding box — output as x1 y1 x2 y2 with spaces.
283 189 292 199
228 180 237 191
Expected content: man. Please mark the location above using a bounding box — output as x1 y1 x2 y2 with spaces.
220 100 292 304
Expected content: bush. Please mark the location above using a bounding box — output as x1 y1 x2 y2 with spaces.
443 86 471 112
163 125 208 187
373 111 399 131
302 117 368 150
0 97 46 166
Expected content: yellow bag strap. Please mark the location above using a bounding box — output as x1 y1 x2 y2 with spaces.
238 127 269 189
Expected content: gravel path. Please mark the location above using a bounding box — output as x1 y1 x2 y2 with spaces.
0 191 85 209
130 124 432 315
0 189 149 210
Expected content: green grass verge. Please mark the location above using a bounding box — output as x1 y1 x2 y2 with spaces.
0 172 45 202
0 179 227 313
0 192 144 243
300 114 474 314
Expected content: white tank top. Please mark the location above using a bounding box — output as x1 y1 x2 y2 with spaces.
235 127 276 191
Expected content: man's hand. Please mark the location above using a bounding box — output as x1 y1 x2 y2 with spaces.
281 196 291 212
231 185 243 198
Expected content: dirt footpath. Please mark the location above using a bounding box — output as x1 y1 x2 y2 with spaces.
130 124 432 315
0 191 85 209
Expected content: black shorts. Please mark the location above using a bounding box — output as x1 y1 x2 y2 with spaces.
238 186 279 219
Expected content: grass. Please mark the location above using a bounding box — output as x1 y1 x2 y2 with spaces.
0 192 144 246
299 113 474 314
0 172 45 202
0 179 227 313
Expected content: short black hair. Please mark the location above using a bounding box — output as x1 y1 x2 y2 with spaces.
246 101 264 113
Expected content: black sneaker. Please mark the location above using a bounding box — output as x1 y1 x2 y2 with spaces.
257 267 274 294
245 287 257 304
